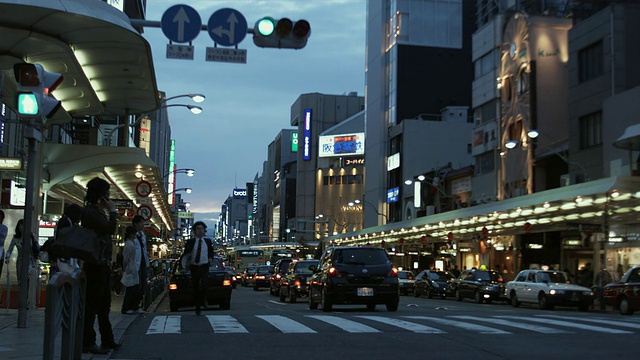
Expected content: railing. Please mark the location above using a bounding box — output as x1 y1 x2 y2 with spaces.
43 268 86 360
143 274 168 310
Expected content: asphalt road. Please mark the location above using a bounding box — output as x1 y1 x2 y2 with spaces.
110 285 640 360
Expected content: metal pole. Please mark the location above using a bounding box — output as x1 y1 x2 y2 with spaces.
18 121 41 328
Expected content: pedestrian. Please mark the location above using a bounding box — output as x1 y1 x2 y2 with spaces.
80 177 121 354
120 225 143 314
52 203 83 274
182 221 213 315
450 265 460 278
594 267 612 310
132 215 151 311
5 219 40 284
0 210 7 280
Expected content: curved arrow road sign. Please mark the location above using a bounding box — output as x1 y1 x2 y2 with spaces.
208 8 247 47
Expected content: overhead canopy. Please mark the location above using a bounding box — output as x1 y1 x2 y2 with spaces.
43 143 174 231
0 0 160 123
614 123 640 150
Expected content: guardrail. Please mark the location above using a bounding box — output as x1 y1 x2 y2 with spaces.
43 268 86 360
144 275 168 310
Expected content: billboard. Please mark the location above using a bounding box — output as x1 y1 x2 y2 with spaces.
303 109 312 160
318 132 365 158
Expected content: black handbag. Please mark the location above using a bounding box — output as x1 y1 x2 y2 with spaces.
52 226 101 263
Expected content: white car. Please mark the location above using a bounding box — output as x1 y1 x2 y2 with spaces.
506 269 594 311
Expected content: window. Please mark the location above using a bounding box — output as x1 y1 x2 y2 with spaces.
578 41 603 83
475 151 494 175
579 112 602 149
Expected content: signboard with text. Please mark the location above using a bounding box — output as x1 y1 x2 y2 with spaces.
318 132 365 158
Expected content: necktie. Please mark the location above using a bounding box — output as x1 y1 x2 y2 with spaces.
194 239 202 264
137 233 145 267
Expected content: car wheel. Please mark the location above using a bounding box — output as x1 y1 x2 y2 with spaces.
321 289 332 312
619 297 634 315
386 299 399 312
578 304 590 312
220 298 231 310
538 293 552 310
510 292 520 307
279 288 286 302
455 289 463 302
366 303 376 311
309 295 318 310
289 289 296 304
170 302 178 312
474 291 483 304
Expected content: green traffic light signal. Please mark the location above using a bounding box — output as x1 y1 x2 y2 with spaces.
257 17 275 36
17 92 38 115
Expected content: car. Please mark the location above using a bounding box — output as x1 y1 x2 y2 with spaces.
279 259 319 303
506 269 594 311
414 270 456 299
168 256 233 312
224 266 239 289
270 258 294 295
452 268 508 303
241 266 257 287
308 246 399 312
252 265 274 291
603 266 640 315
397 270 416 295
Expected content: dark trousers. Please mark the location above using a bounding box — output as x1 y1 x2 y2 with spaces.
136 266 146 309
189 264 208 311
122 284 140 312
83 263 115 347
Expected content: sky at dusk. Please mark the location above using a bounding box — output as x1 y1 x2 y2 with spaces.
141 0 366 231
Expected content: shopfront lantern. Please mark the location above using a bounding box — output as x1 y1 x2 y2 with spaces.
399 238 405 244
524 222 532 234
421 235 427 244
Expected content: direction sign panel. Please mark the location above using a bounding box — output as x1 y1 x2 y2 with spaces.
207 8 247 47
161 4 202 43
205 47 247 63
137 205 153 221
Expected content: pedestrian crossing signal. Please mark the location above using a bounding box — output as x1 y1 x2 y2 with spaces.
13 63 63 120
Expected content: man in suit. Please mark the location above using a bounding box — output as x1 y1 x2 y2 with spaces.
183 221 213 315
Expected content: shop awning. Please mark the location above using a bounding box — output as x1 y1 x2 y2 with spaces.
329 176 640 246
43 143 174 231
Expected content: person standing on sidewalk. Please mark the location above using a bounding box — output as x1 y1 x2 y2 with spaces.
81 177 121 354
120 225 142 314
0 211 7 280
132 215 150 311
182 221 213 315
595 267 612 310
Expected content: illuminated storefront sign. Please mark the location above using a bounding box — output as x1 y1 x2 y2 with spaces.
318 132 365 157
387 153 400 171
303 109 312 160
387 187 400 203
291 132 298 152
233 188 247 198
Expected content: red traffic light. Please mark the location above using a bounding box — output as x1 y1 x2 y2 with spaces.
293 20 310 39
14 64 40 86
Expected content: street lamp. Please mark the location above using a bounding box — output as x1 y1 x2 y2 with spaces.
163 168 195 179
168 187 192 195
165 93 206 103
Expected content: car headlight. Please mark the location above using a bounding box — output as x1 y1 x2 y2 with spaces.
482 286 493 291
549 289 564 295
432 282 440 288
583 291 593 296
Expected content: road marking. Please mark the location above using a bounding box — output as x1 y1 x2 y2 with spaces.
207 315 249 333
450 316 569 333
497 316 633 334
306 315 380 333
267 300 287 306
146 315 181 335
537 315 640 330
256 315 316 333
405 316 511 334
355 316 445 334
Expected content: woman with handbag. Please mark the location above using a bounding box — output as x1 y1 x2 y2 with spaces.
5 219 40 283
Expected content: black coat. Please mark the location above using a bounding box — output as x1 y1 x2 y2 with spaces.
183 237 214 264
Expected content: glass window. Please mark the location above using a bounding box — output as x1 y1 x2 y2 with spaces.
578 41 603 83
579 112 602 149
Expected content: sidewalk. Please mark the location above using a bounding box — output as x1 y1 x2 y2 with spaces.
0 288 167 359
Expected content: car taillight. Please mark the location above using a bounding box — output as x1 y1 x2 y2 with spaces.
294 280 301 287
169 284 177 290
223 279 231 286
497 278 504 283
408 275 414 280
328 267 342 277
276 274 281 280
387 267 399 277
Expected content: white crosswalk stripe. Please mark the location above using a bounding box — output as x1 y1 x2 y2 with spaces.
207 315 249 333
144 314 638 335
256 315 317 333
355 315 445 333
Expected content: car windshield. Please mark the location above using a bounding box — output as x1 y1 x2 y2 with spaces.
398 271 414 279
256 266 273 275
473 270 503 282
334 248 389 265
429 271 454 281
536 271 570 283
294 261 318 274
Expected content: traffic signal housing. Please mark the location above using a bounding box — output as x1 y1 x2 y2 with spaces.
253 17 311 49
13 63 63 120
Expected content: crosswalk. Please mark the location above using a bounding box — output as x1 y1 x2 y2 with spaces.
144 313 640 335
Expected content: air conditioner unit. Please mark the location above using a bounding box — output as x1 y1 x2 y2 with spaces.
560 174 571 187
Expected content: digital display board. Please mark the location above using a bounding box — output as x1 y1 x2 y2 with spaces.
318 132 365 158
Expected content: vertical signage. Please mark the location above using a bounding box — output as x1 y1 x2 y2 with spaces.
291 131 298 152
246 182 254 219
303 109 312 160
0 104 5 147
168 140 176 204
252 178 259 218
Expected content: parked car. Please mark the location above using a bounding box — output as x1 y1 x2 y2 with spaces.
506 269 593 311
241 266 257 287
279 259 319 303
603 266 640 315
414 270 456 299
270 258 293 295
308 246 399 312
252 265 274 291
168 256 233 312
453 268 508 303
397 270 416 295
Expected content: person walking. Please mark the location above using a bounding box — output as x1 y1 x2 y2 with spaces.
182 221 213 315
120 225 142 314
0 211 7 280
132 215 150 311
5 219 40 284
81 177 121 354
595 267 612 310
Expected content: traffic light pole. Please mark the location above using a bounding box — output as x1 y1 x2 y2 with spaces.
18 119 41 328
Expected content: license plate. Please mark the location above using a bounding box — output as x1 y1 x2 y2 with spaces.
357 287 374 296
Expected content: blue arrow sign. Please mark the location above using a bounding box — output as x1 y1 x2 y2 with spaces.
207 8 247 47
161 4 202 43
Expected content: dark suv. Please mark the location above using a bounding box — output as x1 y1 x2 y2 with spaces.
308 246 399 312
452 268 507 303
269 259 293 296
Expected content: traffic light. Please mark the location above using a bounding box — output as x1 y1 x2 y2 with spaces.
13 63 63 120
253 17 311 49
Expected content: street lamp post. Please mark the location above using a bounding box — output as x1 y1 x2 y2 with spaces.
348 199 388 223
